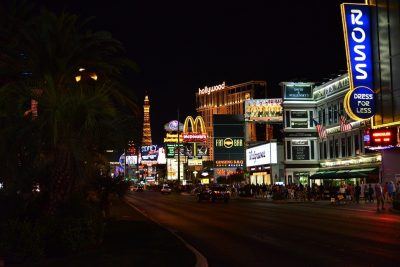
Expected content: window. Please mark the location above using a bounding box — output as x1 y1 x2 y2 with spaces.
335 139 339 158
329 140 334 159
323 141 327 159
339 102 344 115
285 111 290 127
318 109 322 124
319 141 323 159
309 111 313 128
355 134 360 155
333 104 338 123
311 140 315 159
347 136 352 157
328 105 332 124
341 138 346 157
322 109 326 125
286 141 291 159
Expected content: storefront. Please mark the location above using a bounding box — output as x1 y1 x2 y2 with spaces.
246 142 278 185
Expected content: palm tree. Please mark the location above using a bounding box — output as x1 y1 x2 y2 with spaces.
0 5 139 213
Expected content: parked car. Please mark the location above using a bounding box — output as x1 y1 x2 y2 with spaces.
197 186 230 203
161 184 172 194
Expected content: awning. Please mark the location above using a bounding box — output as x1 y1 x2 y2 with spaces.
310 167 378 179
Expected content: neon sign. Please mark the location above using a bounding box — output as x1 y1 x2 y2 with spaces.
369 128 397 147
341 3 375 121
198 82 226 95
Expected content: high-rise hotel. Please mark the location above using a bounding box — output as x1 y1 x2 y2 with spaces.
196 81 267 160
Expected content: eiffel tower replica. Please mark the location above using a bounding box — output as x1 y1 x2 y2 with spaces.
142 95 152 146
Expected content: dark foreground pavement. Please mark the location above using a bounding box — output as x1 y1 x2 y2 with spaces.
17 196 196 267
126 191 400 267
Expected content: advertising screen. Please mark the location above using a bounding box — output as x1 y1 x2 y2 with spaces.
369 128 397 147
213 115 245 165
166 158 184 180
141 145 159 163
246 143 277 167
245 99 283 122
125 155 138 165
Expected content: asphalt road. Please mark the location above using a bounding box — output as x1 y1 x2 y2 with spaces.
125 191 400 267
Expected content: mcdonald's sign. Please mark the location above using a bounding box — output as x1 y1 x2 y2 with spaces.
183 116 207 143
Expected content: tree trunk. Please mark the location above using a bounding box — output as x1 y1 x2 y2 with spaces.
47 148 75 214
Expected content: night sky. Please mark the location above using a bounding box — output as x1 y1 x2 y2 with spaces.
33 0 364 144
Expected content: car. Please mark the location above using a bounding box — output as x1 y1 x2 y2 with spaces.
197 186 230 203
161 185 172 194
136 185 144 192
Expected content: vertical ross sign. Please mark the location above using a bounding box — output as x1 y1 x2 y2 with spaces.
341 3 375 120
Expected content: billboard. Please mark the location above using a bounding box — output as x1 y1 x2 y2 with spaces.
246 143 277 167
284 84 313 100
245 99 283 122
368 128 398 148
167 158 184 180
164 120 183 132
213 115 245 165
141 145 159 163
341 3 375 121
126 155 138 165
196 144 208 158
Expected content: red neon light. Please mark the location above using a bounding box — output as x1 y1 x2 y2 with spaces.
372 132 391 137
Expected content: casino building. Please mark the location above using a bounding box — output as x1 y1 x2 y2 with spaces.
196 81 267 160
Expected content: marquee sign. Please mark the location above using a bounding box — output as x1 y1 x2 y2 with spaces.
341 3 375 121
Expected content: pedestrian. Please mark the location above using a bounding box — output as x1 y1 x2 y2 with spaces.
368 184 374 203
355 182 361 204
383 182 389 203
375 183 385 212
387 181 395 202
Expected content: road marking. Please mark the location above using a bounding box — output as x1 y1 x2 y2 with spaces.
124 198 209 267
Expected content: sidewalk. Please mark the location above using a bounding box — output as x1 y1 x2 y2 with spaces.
22 196 196 267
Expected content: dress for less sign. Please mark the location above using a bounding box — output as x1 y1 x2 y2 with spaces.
341 3 376 121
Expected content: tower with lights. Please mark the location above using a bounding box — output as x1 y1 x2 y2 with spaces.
142 95 152 146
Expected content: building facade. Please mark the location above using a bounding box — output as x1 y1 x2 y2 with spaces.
282 75 382 185
196 81 267 160
281 82 319 184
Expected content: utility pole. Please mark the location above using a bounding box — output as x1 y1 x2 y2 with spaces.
177 108 181 185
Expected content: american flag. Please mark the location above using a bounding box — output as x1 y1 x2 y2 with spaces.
339 115 352 132
312 119 327 139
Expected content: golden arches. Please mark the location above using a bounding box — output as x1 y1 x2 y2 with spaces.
183 116 206 133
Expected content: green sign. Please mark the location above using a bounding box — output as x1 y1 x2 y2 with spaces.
285 85 313 100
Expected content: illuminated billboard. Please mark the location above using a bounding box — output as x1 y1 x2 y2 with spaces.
167 158 184 180
368 128 398 148
245 99 283 122
213 115 245 165
246 143 277 167
341 3 376 121
141 145 159 164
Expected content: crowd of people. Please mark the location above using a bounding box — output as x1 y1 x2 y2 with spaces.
226 181 400 209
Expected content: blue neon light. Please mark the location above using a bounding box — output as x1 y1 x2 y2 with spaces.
343 4 373 89
349 86 375 120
